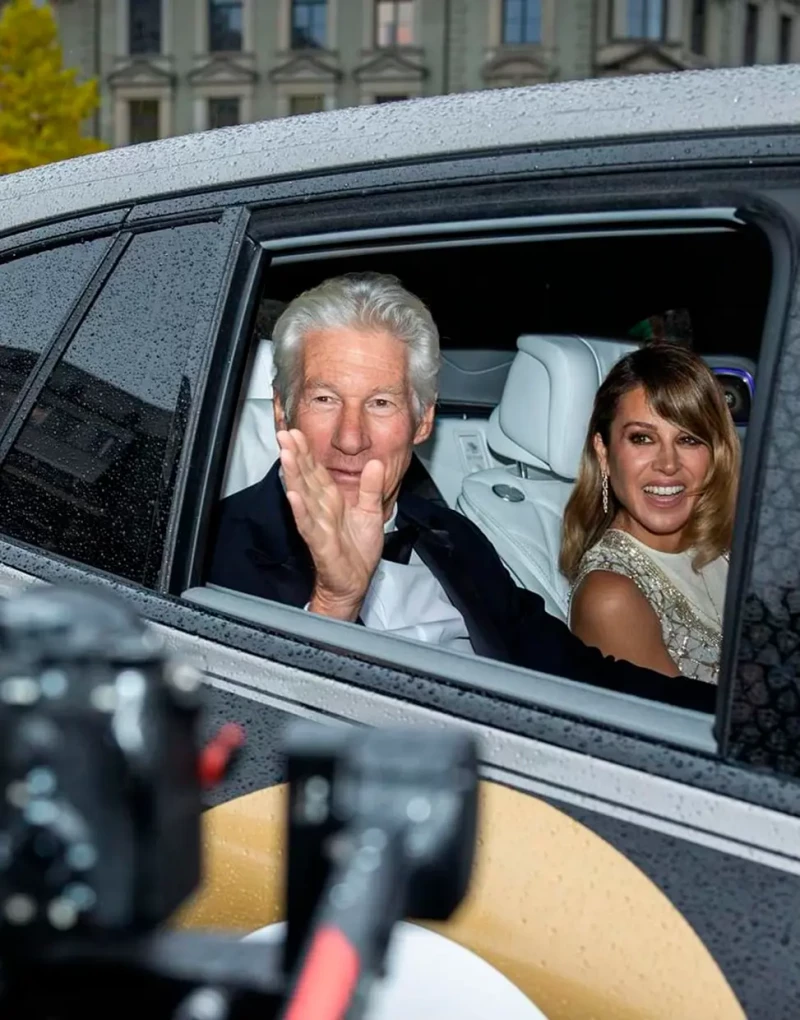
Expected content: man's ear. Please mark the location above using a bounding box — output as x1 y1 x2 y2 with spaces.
273 392 288 433
412 402 436 446
592 432 608 474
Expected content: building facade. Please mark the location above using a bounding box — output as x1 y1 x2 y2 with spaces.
50 0 800 148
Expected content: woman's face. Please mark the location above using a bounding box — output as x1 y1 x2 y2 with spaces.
594 385 711 552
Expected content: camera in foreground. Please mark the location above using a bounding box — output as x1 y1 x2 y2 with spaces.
0 585 478 1020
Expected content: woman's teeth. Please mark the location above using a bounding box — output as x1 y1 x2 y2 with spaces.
643 485 685 496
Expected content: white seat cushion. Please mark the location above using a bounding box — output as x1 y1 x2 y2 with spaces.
458 467 572 620
458 334 639 612
222 338 278 497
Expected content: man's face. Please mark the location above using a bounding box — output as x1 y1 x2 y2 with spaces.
274 327 434 511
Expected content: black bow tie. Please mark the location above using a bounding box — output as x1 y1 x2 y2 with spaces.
382 519 420 565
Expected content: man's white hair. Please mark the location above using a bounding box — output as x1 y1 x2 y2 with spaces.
271 273 440 424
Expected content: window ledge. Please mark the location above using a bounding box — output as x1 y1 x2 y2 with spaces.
183 583 717 755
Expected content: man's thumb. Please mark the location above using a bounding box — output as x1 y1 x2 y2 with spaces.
358 459 385 515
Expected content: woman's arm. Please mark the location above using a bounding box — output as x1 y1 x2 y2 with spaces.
570 570 680 677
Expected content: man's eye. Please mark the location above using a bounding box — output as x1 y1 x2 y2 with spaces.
313 395 333 404
372 399 393 409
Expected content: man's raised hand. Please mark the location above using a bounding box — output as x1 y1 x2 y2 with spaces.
277 429 387 621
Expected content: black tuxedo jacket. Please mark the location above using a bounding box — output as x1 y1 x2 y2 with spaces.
208 462 715 712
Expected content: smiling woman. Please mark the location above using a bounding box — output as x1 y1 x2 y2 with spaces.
560 342 740 684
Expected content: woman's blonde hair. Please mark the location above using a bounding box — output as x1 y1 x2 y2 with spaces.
560 342 740 581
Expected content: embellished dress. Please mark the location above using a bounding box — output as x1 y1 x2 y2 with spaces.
570 529 728 685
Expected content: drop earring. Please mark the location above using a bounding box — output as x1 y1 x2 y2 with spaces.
602 472 609 515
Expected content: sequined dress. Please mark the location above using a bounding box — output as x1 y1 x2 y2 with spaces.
570 529 727 685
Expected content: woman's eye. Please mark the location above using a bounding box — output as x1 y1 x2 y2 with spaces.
679 434 701 445
629 432 653 444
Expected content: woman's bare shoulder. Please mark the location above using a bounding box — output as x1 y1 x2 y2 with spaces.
572 570 659 630
571 568 677 675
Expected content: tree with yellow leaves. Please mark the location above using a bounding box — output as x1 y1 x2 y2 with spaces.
0 0 106 175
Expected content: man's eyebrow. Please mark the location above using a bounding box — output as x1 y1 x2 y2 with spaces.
368 384 405 396
303 380 406 396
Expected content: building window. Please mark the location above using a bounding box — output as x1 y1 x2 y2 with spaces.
289 94 325 115
374 94 408 103
292 0 327 48
744 3 759 64
624 0 666 41
375 0 414 47
209 0 243 52
208 97 241 129
779 14 793 64
128 99 160 144
691 0 705 54
129 0 162 54
502 0 541 45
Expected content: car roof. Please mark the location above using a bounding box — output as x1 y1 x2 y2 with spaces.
0 64 798 237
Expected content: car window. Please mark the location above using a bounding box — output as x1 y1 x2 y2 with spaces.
0 222 235 586
0 238 112 431
180 207 771 726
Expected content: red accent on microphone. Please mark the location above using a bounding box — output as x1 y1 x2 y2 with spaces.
283 926 361 1020
198 723 246 788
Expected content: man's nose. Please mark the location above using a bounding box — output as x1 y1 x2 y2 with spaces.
332 404 371 456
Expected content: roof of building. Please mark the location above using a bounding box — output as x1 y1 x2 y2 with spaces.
1 64 799 236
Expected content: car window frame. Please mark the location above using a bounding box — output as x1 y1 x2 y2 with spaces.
717 188 800 777
167 168 797 762
0 206 248 588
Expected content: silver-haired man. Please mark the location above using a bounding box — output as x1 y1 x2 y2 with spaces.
209 273 710 707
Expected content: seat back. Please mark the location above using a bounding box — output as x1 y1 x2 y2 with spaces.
222 338 278 498
457 335 639 619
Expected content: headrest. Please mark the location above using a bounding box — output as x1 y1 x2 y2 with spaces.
221 338 277 498
487 335 639 480
247 337 274 400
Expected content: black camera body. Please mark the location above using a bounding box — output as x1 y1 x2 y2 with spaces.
0 585 479 1020
0 587 202 947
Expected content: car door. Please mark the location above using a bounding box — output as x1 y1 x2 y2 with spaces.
0 139 799 1020
170 165 800 1020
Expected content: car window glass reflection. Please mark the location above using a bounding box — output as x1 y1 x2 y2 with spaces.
0 238 111 431
0 223 230 586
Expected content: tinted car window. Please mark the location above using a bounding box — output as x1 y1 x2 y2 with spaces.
0 238 111 431
0 222 234 586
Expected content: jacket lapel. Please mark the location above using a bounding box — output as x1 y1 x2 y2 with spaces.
398 494 510 661
246 464 315 607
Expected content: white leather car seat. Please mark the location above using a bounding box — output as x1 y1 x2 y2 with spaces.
222 338 279 497
456 335 638 621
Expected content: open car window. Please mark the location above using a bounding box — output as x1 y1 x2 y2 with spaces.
180 204 772 752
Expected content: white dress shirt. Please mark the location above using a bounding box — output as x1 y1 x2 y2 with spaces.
307 503 474 655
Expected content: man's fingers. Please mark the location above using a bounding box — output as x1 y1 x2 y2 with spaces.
277 429 301 451
286 428 333 495
289 428 310 457
278 432 311 490
281 436 320 495
358 459 385 515
285 489 312 535
279 447 303 488
281 448 324 518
